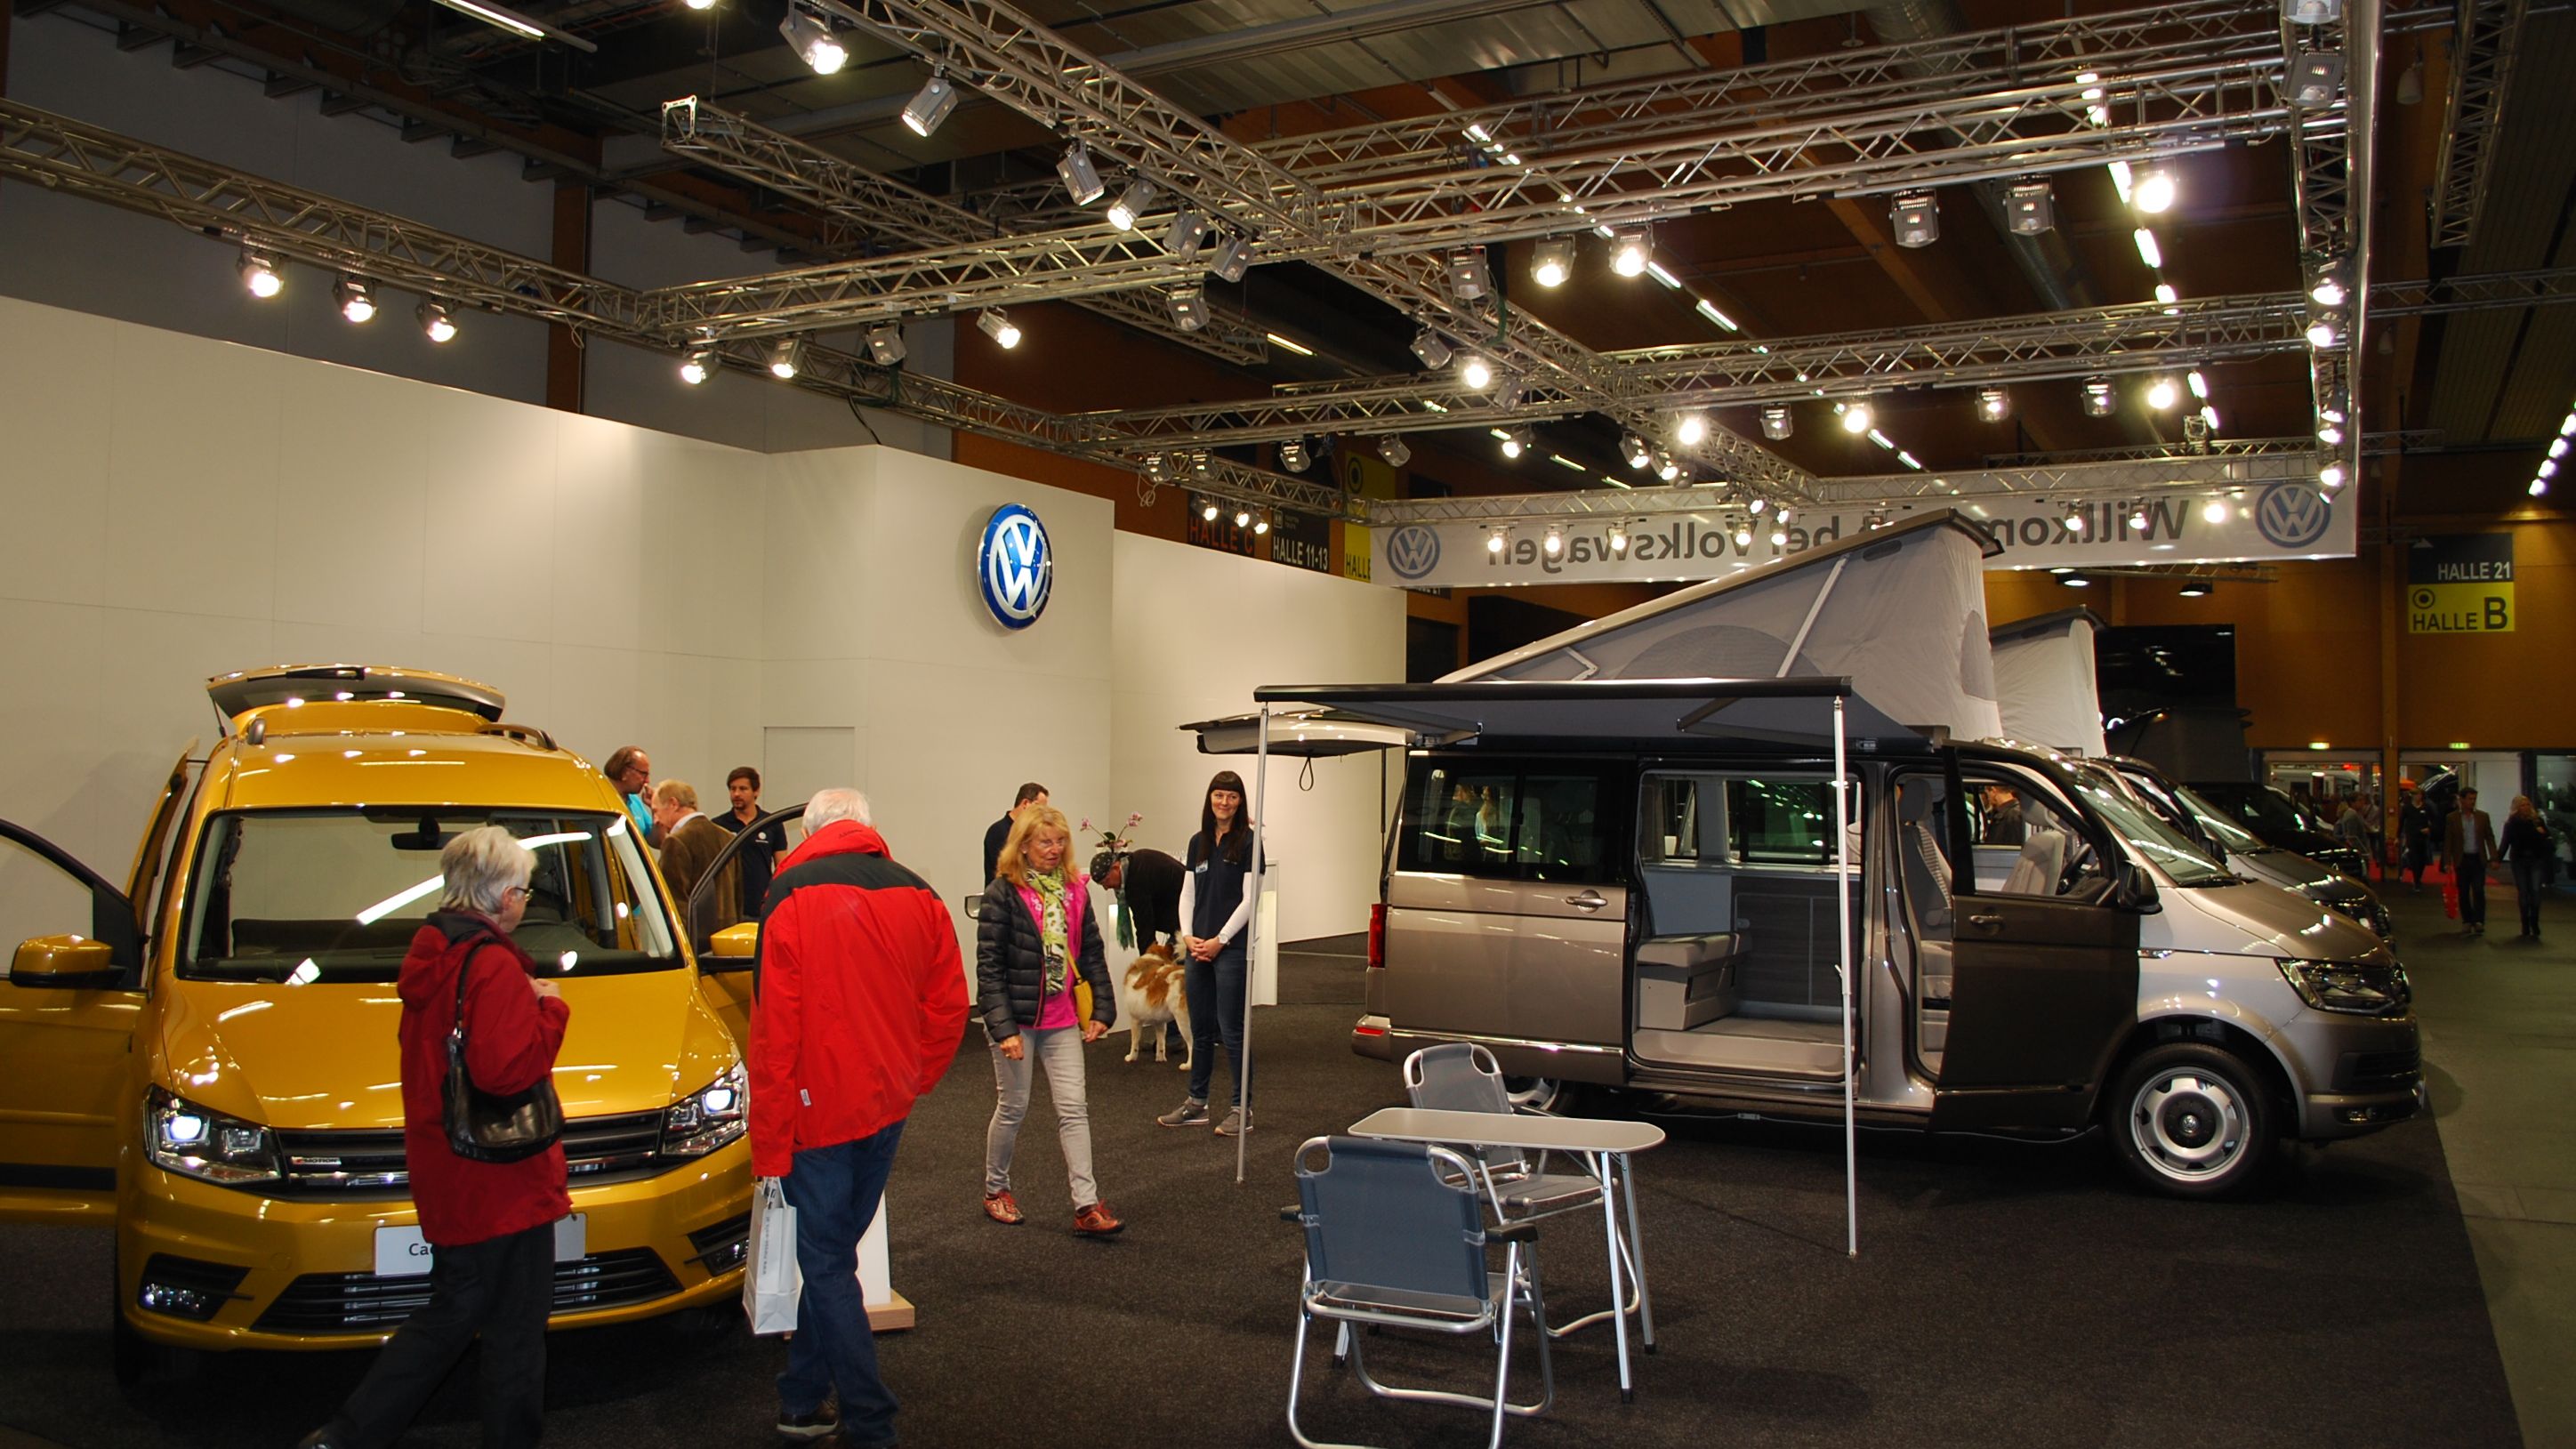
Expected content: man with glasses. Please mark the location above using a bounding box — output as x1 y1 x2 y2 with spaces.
603 745 658 848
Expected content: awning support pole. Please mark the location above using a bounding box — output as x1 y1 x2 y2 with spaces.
1239 704 1271 1186
1835 694 1858 1258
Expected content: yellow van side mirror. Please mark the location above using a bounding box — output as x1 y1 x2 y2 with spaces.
704 922 759 971
11 935 121 989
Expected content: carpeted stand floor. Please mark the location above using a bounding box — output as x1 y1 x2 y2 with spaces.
0 942 2524 1447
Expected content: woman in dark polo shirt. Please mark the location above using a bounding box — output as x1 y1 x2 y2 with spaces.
1155 770 1259 1137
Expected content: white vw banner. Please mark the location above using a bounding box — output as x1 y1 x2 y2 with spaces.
1372 486 2350 589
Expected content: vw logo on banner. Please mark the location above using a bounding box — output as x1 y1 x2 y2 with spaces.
1385 525 1441 581
2255 483 2334 550
977 504 1053 629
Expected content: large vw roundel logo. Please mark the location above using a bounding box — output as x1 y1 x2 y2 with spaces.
978 504 1053 629
2255 482 2333 550
1385 524 1442 581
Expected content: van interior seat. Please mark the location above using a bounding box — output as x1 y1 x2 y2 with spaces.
1896 785 1955 1010
1634 932 1743 1030
2000 827 2068 897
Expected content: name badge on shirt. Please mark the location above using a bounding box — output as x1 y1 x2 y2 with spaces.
1194 860 1209 874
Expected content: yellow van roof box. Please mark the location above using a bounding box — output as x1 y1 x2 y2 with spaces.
206 665 507 731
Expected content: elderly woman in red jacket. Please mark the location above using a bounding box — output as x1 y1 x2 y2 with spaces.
301 825 568 1449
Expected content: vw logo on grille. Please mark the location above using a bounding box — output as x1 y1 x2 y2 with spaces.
1385 525 1442 580
978 504 1053 629
2255 483 2332 550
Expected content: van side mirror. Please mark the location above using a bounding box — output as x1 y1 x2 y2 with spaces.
11 935 122 989
2109 861 2161 914
703 922 759 973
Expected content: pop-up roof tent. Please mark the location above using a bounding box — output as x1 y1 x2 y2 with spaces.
1989 608 2109 757
1195 512 2005 1252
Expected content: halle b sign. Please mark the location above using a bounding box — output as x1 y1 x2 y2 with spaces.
978 503 1053 629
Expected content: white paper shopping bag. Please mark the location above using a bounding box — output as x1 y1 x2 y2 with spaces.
744 1177 801 1336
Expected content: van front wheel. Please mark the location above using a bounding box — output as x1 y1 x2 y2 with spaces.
2108 1042 2274 1198
1505 1076 1567 1113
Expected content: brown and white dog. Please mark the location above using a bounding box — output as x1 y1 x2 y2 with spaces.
1114 942 1194 1070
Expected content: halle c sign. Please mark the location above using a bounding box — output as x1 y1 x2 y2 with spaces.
978 503 1053 629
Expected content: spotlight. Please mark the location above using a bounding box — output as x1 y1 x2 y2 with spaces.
2108 160 2136 205
1607 522 1629 554
2202 497 2230 523
2534 479 2552 497
782 4 849 76
1674 413 1708 446
1106 178 1156 231
2306 318 2340 348
2064 503 2088 533
1543 527 1563 557
2082 377 2116 416
1623 433 1653 470
1446 247 1492 301
1458 354 1494 390
237 247 283 299
1165 210 1208 262
684 0 714 9
1501 428 1531 460
1234 506 1252 528
1749 496 1767 515
2187 370 2210 400
1206 233 1252 283
1279 439 1310 472
2147 377 2180 411
2200 404 2222 431
2006 179 2055 235
2178 578 2213 597
1770 526 1788 547
2552 438 2569 459
1146 455 1169 484
2320 463 2347 488
1253 512 1270 535
2285 0 2340 22
1203 499 1220 522
899 74 956 136
1166 285 1209 333
2309 275 2347 307
1057 141 1106 205
1890 192 1938 248
1761 406 1793 440
2186 413 2211 445
2290 51 2343 108
417 301 457 343
767 336 804 379
1378 435 1411 468
2155 283 2179 306
1839 398 1873 434
1410 330 1452 369
334 277 376 324
2318 422 2344 445
978 308 1021 349
866 324 906 366
1486 528 1507 554
1655 451 1682 483
2059 573 2092 589
680 350 713 385
2129 505 2150 530
2132 167 2177 214
1976 387 2009 423
1609 229 1651 278
2133 228 2162 269
1733 525 1754 547
1491 375 1525 412
1191 450 1212 479
1530 237 1574 288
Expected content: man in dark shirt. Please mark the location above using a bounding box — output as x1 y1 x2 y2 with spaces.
981 782 1049 885
710 767 792 917
1091 846 1184 951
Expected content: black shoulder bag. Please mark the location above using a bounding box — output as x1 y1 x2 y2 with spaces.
441 930 565 1163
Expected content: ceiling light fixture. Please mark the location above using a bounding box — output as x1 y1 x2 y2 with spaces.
2108 160 2136 205
1645 262 1684 290
2290 50 2344 108
2306 318 2340 348
1733 524 1754 547
1655 450 1682 483
2064 503 2089 533
2320 463 2347 488
2129 505 2150 530
2178 578 2214 597
866 324 906 366
1487 528 1508 553
1543 527 1564 557
1266 332 1314 358
2201 403 2221 431
2082 377 2116 416
2132 167 2177 213
1056 141 1105 205
977 308 1021 349
2133 228 2162 269
679 350 713 385
767 336 804 379
2318 422 2344 445
1609 229 1651 278
1378 435 1411 468
898 74 957 137
2187 370 2210 399
1501 428 1532 460
429 0 594 48
1106 177 1155 231
1205 233 1252 283
1839 398 1873 434
1694 298 1740 332
1976 387 2009 423
1166 285 1209 333
334 277 376 324
1253 512 1271 535
1458 354 1494 390
1234 506 1252 528
1279 439 1309 472
1674 412 1708 446
416 301 457 343
1410 330 1452 370
2309 275 2347 308
2202 497 2231 522
237 246 283 299
2006 178 2055 235
1623 433 1652 469
1447 247 1492 301
1761 406 1792 440
1165 210 1208 262
1530 237 1574 288
1203 499 1220 522
2154 282 2179 306
1607 522 1629 553
1890 191 1938 248
780 3 849 76
2146 377 2180 410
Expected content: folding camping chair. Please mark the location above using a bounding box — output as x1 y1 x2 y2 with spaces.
1402 1042 1641 1339
1285 1135 1553 1449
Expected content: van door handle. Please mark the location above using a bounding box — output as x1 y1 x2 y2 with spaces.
1965 913 2004 931
1565 890 1608 910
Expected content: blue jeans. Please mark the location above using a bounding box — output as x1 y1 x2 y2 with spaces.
1186 944 1250 1108
780 1121 906 1445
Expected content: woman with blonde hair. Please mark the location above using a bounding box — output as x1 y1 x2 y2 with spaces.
977 806 1123 1236
2502 795 2555 939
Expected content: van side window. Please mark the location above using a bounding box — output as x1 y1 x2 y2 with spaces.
1729 778 1835 865
1397 760 1616 883
1956 767 2100 898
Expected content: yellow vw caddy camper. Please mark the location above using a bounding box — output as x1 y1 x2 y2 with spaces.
0 666 753 1377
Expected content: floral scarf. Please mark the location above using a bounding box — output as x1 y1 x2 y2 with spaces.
1030 869 1072 996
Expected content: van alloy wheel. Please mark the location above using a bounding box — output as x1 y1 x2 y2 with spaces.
1503 1076 1563 1113
2107 1041 2275 1198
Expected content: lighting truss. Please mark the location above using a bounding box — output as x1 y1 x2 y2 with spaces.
2428 0 2531 249
2282 0 2371 494
658 98 1265 363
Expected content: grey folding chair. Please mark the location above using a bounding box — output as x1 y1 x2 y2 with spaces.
1286 1135 1552 1449
1402 1042 1642 1340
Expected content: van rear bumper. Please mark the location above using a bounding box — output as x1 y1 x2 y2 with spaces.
1351 1015 1395 1061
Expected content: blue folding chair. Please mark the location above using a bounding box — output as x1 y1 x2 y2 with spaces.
1286 1135 1553 1449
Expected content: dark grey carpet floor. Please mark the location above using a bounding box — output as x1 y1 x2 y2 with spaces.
0 943 2521 1448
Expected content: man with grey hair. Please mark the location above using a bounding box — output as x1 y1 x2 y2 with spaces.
651 779 736 921
750 788 968 1445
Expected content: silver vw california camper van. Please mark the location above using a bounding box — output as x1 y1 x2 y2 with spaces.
1265 516 2419 1198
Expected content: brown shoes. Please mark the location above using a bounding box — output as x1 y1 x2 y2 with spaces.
982 1189 1023 1225
1072 1201 1125 1236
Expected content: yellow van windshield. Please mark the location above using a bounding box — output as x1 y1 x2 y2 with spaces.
176 809 680 982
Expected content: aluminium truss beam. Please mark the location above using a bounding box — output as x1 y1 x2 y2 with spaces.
2428 0 2526 249
658 97 1267 365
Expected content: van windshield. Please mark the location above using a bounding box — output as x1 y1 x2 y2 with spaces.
2171 785 2271 854
178 809 680 982
2062 769 2236 887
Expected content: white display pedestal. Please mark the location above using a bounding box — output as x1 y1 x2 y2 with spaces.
861 1201 914 1332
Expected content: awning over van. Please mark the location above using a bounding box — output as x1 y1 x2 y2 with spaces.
1442 511 2004 742
1248 677 1921 752
206 664 507 729
1181 707 1413 757
1990 608 2108 758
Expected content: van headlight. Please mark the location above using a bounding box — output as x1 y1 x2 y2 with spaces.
661 1061 747 1158
2277 959 2410 1016
145 1087 279 1186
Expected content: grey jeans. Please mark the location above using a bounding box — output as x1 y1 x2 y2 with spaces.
986 1026 1099 1208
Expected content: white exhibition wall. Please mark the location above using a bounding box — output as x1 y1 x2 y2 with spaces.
0 297 1405 954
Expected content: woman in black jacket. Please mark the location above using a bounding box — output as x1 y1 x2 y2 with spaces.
1155 771 1260 1137
2503 795 2554 939
977 806 1122 1236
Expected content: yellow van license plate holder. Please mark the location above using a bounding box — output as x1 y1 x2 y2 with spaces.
372 1215 585 1276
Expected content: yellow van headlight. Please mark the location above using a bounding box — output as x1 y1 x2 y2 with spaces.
662 1061 748 1158
146 1087 280 1186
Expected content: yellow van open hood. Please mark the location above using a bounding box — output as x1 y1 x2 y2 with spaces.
157 969 738 1131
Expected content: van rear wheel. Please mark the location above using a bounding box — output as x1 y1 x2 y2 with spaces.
2107 1042 2274 1198
1504 1076 1568 1114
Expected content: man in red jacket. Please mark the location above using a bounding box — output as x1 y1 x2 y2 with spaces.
751 788 969 1445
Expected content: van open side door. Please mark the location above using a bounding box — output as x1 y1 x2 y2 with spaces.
0 818 149 1220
